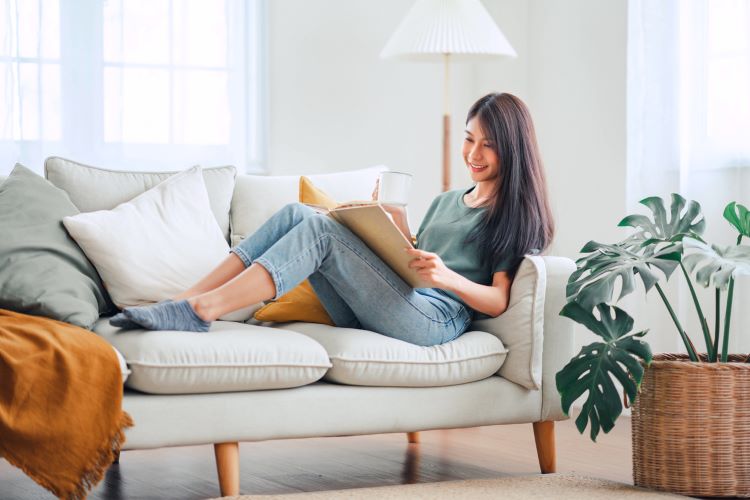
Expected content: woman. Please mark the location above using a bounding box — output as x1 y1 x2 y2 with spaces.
112 93 554 346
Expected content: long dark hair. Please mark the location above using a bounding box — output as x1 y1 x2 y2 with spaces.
464 93 554 276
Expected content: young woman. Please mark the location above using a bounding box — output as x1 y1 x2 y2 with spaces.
112 93 554 346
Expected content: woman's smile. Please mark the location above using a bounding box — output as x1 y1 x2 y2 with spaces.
469 163 488 172
462 117 499 181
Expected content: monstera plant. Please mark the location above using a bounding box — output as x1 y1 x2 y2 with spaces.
556 195 750 441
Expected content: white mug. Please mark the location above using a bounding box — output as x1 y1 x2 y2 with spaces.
377 171 412 206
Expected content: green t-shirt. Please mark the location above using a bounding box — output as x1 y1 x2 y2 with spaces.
415 186 515 313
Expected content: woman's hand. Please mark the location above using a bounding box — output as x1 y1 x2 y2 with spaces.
405 248 458 290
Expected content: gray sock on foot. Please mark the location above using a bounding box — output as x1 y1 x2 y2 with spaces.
110 299 173 330
109 312 139 329
122 299 210 332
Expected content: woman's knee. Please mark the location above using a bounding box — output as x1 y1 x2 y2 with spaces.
299 211 338 233
280 202 316 223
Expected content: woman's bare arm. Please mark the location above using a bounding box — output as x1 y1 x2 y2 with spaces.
446 271 511 318
406 247 512 318
382 205 412 242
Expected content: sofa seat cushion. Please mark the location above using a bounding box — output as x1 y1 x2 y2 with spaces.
274 322 507 387
93 319 332 395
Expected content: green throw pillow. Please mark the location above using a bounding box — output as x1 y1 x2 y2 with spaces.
0 164 112 328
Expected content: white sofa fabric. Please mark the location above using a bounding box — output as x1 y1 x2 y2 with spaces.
229 165 387 246
472 256 546 390
117 256 576 450
94 319 332 394
62 167 231 308
44 157 236 242
121 377 542 449
276 323 507 387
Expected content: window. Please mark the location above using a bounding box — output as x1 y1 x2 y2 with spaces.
0 0 267 173
0 0 61 142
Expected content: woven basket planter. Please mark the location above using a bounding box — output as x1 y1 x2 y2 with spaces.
632 353 750 497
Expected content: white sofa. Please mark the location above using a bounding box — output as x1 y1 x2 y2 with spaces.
0 159 576 496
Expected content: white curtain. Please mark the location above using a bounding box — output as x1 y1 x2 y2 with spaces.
627 0 750 354
0 0 267 175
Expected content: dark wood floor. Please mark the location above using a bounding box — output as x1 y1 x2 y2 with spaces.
0 413 632 499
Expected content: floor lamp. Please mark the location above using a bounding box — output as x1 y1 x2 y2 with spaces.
380 0 516 192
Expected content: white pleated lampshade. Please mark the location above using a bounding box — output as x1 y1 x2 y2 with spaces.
380 0 517 62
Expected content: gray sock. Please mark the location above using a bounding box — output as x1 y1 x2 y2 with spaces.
123 299 210 332
109 300 173 330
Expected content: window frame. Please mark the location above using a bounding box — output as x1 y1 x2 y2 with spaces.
1 0 267 174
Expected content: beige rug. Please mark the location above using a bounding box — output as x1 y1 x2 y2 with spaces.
218 473 684 499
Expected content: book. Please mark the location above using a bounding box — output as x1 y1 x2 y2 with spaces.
303 201 430 288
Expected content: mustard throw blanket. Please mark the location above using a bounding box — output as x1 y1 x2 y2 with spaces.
0 309 133 499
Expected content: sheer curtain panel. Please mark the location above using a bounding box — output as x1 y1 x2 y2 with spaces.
0 0 267 174
627 0 750 353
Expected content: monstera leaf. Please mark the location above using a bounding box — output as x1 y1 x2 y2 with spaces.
682 237 750 289
567 241 680 309
619 194 706 247
724 202 750 240
556 303 652 441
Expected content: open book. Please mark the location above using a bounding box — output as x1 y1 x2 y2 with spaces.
303 201 430 288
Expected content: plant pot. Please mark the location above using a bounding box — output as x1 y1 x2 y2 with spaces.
632 353 750 497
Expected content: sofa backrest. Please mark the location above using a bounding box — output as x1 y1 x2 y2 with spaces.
229 166 388 246
0 174 6 185
32 157 388 247
44 157 236 243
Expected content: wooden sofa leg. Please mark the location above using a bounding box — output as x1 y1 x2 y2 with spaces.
406 432 420 444
532 421 556 473
214 442 240 496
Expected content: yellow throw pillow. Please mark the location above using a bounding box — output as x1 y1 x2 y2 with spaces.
253 177 340 326
299 176 339 209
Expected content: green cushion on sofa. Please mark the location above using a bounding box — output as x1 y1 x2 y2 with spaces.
0 164 112 328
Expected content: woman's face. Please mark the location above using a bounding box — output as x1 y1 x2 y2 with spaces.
462 117 499 183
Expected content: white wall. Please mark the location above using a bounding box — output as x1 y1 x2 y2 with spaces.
523 0 628 257
518 0 629 353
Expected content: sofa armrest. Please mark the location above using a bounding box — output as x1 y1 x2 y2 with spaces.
538 256 576 421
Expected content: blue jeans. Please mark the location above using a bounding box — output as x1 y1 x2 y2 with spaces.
231 203 472 346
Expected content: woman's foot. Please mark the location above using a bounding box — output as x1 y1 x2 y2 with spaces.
109 312 140 329
109 299 173 330
122 299 211 332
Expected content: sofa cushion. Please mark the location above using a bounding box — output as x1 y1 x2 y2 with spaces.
93 319 332 394
230 165 386 246
275 322 507 387
62 166 231 308
0 164 112 328
471 256 546 390
44 156 236 242
112 346 131 383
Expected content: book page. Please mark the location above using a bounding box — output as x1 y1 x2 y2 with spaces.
328 204 430 288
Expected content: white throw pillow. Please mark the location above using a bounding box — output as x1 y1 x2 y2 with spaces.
230 165 387 246
62 166 230 308
275 323 507 387
93 319 332 394
45 156 236 242
471 256 547 390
